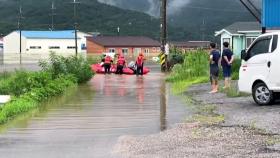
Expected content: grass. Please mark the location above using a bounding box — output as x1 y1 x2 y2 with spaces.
167 50 210 94
0 75 77 124
219 86 250 98
171 77 209 94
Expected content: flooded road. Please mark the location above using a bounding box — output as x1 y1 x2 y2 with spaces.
0 65 189 158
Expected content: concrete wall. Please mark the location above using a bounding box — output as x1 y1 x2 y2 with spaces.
4 32 27 54
25 38 82 54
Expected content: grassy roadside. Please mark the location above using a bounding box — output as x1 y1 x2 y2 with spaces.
166 50 209 94
0 53 94 124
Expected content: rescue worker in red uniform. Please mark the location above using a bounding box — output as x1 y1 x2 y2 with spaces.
116 55 126 75
135 53 145 75
104 55 113 74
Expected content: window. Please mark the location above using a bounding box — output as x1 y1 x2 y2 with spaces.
30 46 41 49
144 48 150 56
122 48 128 55
246 37 257 48
272 35 278 52
223 38 230 44
109 48 115 53
67 46 76 49
134 48 141 56
49 46 60 49
246 36 271 60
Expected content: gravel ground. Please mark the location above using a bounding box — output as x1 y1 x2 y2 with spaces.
113 123 280 158
187 82 280 134
113 82 280 157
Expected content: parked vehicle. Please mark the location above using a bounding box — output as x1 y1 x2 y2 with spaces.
239 32 280 105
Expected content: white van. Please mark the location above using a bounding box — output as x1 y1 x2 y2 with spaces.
239 32 280 105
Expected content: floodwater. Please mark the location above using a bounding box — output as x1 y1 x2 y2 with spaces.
0 64 190 158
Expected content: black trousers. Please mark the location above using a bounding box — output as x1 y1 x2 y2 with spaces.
116 65 124 75
104 64 111 74
136 64 144 75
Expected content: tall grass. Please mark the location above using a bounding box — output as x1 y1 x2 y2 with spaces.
167 50 209 93
39 52 94 83
167 50 209 82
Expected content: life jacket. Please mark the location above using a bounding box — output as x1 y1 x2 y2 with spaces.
136 55 144 66
117 57 125 66
104 56 112 64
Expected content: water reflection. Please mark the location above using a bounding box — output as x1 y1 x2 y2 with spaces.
0 68 189 158
160 79 167 131
136 77 145 103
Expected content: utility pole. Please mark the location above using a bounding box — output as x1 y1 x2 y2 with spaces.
18 1 23 64
71 0 80 56
160 0 167 71
50 1 56 31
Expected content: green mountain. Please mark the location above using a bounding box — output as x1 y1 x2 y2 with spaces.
0 0 161 39
0 0 259 41
97 0 259 41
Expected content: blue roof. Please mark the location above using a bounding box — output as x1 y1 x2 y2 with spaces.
19 30 77 39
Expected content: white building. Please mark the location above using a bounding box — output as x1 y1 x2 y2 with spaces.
3 30 90 64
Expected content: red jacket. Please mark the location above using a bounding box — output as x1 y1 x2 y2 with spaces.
117 57 126 66
104 56 112 64
136 55 144 66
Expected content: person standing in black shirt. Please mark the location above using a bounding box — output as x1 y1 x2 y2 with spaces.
221 42 234 89
209 43 221 93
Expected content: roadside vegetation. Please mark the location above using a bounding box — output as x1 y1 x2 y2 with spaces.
166 49 209 94
167 48 241 94
0 53 94 124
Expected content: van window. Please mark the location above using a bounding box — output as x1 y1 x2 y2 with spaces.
272 35 278 52
246 36 271 60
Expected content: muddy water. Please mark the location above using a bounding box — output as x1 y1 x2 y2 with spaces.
0 65 190 158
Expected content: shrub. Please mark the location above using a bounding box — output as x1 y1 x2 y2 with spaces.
0 74 77 124
167 50 209 82
0 71 53 96
87 55 101 65
231 58 241 80
40 52 94 83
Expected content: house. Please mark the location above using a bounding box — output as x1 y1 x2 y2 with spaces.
215 22 262 56
2 30 90 64
86 36 161 57
169 41 211 51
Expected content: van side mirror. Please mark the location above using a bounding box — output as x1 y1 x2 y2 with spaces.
241 49 246 60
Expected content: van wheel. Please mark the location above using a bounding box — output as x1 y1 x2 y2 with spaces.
252 83 274 105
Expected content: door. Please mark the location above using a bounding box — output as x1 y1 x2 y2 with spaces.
268 35 280 89
243 35 273 84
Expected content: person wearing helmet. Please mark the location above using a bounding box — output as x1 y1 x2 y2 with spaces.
135 53 145 75
104 55 113 74
116 55 126 75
